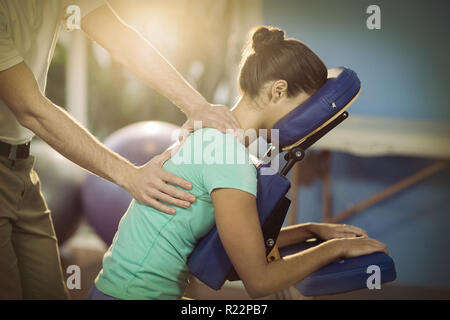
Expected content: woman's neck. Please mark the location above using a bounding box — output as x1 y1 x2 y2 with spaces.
230 95 265 133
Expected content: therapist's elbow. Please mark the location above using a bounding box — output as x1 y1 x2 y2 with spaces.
10 99 43 131
14 107 32 127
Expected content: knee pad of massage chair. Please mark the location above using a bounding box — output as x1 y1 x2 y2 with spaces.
279 240 397 296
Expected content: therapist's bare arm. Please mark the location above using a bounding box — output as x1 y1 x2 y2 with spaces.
0 62 194 214
211 189 389 298
81 3 240 133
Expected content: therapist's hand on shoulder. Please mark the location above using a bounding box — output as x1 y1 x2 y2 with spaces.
179 104 241 143
135 103 240 214
135 104 240 214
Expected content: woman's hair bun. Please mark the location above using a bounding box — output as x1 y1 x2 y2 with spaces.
252 26 285 53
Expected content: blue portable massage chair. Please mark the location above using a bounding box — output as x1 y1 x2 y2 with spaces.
187 67 396 297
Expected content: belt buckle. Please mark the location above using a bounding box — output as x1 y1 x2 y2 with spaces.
7 141 30 160
8 144 18 160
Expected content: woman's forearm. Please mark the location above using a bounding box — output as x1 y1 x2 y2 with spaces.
212 189 343 299
253 239 343 298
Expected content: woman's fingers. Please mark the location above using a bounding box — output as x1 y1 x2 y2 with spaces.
361 238 389 255
350 225 367 236
339 224 367 237
370 238 389 254
341 236 389 258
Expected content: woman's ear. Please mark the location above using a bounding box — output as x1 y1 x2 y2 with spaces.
270 80 288 103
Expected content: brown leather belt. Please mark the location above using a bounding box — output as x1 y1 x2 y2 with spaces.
0 140 31 160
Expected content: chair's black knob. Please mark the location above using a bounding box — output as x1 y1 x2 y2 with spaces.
280 147 305 176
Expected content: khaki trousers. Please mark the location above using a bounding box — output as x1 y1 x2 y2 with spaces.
0 154 69 299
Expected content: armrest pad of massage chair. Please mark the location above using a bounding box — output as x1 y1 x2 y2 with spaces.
187 67 396 294
280 240 397 296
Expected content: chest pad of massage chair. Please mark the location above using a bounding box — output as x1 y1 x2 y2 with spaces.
187 67 396 295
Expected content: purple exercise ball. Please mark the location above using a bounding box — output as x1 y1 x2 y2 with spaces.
81 121 180 245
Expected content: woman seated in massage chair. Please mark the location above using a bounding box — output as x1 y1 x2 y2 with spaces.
88 26 388 300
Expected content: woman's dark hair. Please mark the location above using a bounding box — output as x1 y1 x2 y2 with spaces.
238 26 327 98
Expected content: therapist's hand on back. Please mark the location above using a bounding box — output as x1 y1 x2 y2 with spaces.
126 146 193 215
128 103 240 214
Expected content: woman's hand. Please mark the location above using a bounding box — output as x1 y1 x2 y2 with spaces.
179 104 241 143
332 236 389 259
308 222 368 241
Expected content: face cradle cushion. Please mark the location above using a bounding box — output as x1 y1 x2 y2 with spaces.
187 67 396 295
273 67 361 151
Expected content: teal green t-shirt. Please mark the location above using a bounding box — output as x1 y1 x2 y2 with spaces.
95 128 257 299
